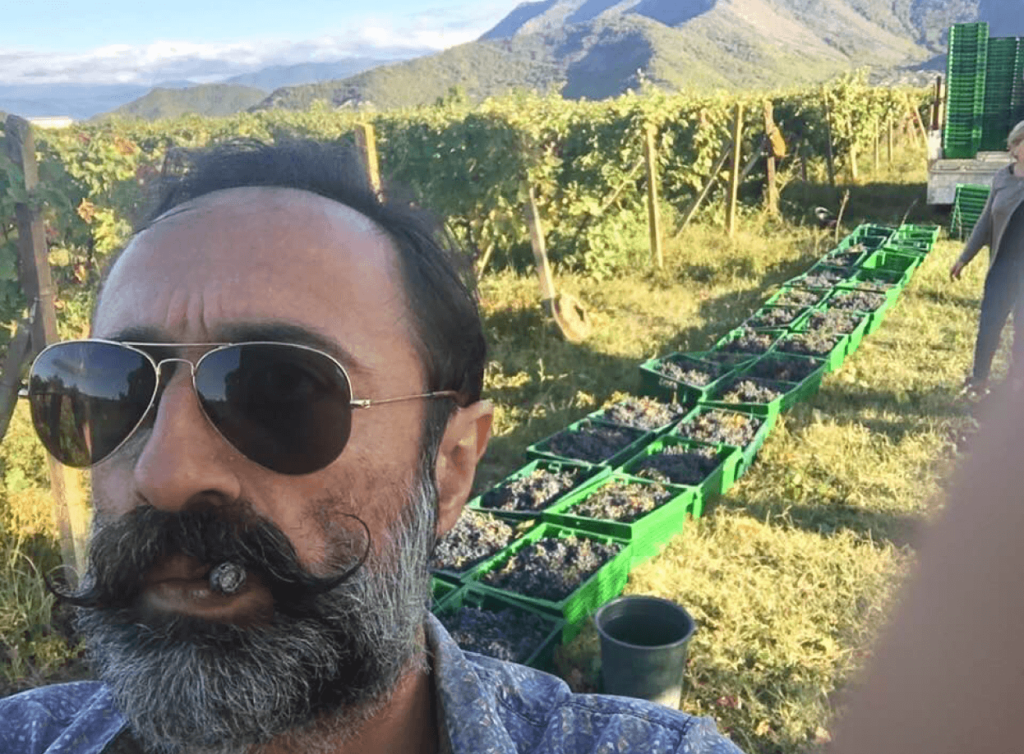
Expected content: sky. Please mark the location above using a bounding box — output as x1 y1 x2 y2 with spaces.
0 0 522 86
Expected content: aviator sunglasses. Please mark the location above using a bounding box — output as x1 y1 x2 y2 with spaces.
26 339 458 475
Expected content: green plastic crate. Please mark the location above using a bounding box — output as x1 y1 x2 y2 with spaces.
618 434 742 498
774 328 852 373
462 523 632 640
861 249 924 278
584 394 694 437
636 352 732 404
432 512 537 585
823 287 897 336
720 353 827 411
743 304 815 332
541 473 697 565
841 313 873 359
432 575 460 607
467 458 609 522
525 418 653 470
711 326 784 358
667 405 775 484
432 584 566 670
702 373 794 420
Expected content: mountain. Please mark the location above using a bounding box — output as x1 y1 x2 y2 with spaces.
103 83 268 120
253 0 1019 111
224 58 396 91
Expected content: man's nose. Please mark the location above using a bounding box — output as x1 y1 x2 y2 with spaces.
130 369 243 511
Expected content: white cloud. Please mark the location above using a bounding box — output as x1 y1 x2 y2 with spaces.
0 13 496 86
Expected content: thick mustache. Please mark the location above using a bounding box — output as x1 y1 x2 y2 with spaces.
48 503 371 612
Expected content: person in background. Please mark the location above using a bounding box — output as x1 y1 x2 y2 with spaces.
950 120 1024 397
0 138 745 754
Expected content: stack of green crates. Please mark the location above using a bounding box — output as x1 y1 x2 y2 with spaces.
1013 39 1024 125
945 22 989 159
981 37 1020 151
950 184 991 239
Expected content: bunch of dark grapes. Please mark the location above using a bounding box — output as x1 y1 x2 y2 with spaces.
805 309 862 334
438 604 552 664
570 480 672 523
829 290 886 312
744 306 806 329
480 468 580 513
601 396 689 431
773 288 825 308
432 510 517 573
778 329 842 356
633 445 721 485
676 409 762 447
718 327 776 355
801 266 853 288
657 356 722 387
717 377 787 404
746 355 820 382
543 422 644 463
827 245 867 267
482 535 622 602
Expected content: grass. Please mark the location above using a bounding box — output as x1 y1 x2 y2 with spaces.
0 145 998 751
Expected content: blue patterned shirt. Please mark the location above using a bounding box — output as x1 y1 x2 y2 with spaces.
0 614 744 753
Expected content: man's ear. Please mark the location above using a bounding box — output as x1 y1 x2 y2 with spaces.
434 400 493 539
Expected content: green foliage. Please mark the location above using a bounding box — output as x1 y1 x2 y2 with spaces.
0 82 933 358
103 84 268 121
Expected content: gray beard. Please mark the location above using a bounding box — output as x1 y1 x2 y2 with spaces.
76 474 438 754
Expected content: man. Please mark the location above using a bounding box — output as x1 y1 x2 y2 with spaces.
0 138 744 754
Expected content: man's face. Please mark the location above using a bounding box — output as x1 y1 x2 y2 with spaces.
80 186 440 753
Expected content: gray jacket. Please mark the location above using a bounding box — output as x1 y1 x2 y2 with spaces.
959 165 1024 270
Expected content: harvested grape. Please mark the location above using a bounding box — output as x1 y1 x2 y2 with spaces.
439 604 552 664
633 445 721 485
805 309 862 334
826 244 867 266
656 355 722 387
746 355 820 382
717 327 776 355
829 290 887 312
481 535 621 602
744 306 807 329
772 289 825 308
542 421 645 463
432 510 517 573
568 480 673 523
480 467 580 513
675 409 762 447
777 329 843 357
599 396 689 431
800 266 854 288
715 376 788 404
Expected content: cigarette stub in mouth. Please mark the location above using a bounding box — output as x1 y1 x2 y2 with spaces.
208 562 247 595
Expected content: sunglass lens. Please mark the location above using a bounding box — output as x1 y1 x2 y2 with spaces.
195 344 353 475
28 342 157 467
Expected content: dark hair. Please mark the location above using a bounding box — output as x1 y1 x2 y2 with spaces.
106 137 487 452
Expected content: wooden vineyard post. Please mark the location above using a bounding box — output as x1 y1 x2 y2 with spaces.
822 87 836 187
887 116 894 164
0 313 32 440
873 120 880 173
848 115 859 182
726 103 743 237
763 101 781 216
643 124 664 270
933 76 944 130
354 122 381 196
4 115 89 582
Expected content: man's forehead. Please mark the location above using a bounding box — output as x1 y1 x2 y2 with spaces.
93 185 414 365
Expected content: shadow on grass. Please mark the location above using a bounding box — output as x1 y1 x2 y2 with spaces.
705 493 924 549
